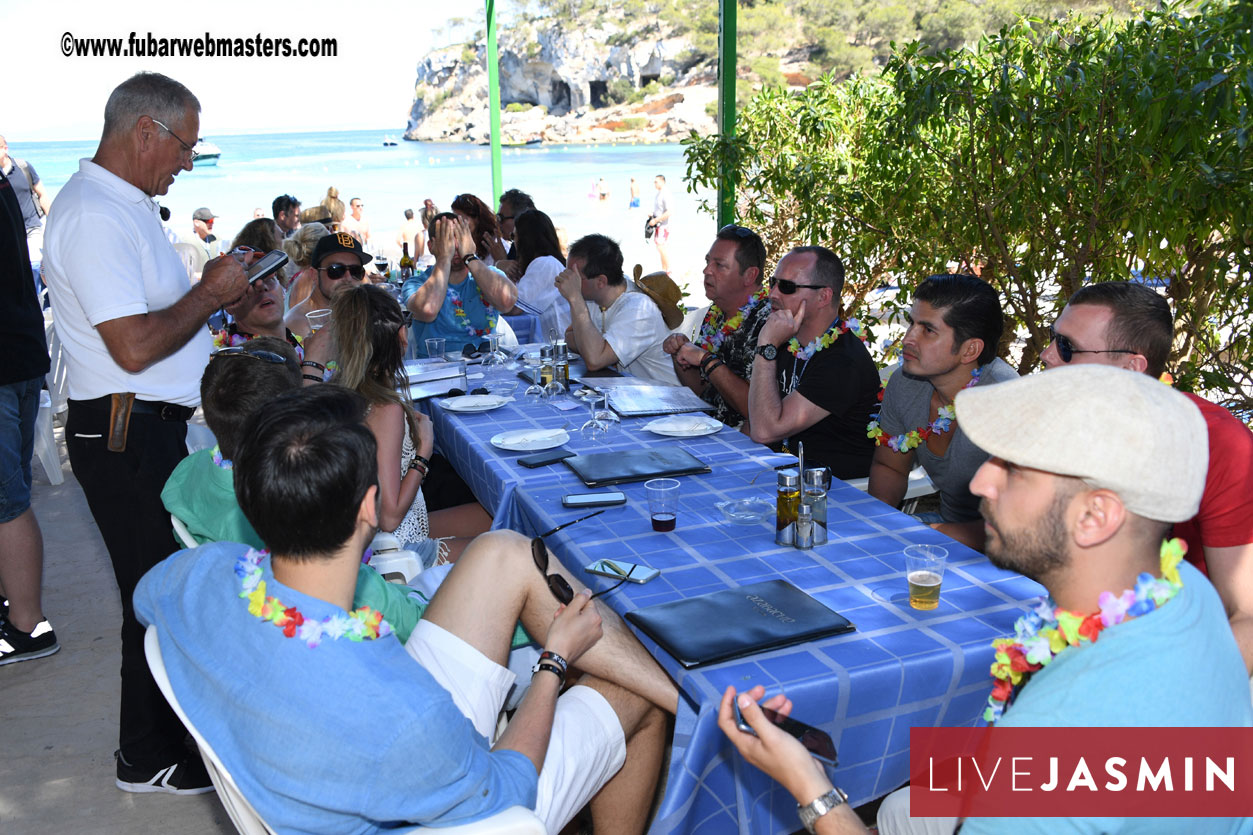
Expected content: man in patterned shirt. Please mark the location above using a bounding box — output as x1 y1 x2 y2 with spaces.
663 225 770 429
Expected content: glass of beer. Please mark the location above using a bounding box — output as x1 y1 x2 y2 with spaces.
905 544 948 610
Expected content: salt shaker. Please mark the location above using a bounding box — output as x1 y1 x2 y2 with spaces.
794 503 814 549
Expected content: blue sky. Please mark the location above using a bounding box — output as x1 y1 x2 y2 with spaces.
5 0 483 141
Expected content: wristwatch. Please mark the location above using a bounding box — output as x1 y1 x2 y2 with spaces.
755 344 778 361
462 253 481 264
797 787 848 833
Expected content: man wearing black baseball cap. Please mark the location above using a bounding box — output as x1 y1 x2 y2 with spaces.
285 232 371 339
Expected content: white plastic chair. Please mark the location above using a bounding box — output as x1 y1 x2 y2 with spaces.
44 316 69 417
845 467 937 516
145 626 545 835
33 390 64 485
368 531 424 583
173 242 208 282
171 514 199 549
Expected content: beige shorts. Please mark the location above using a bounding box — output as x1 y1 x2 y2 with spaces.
406 619 626 833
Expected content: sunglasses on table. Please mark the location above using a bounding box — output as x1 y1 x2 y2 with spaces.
768 276 826 295
531 509 624 604
318 263 367 280
211 346 288 363
1048 325 1138 364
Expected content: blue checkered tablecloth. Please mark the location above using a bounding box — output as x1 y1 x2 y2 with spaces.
422 372 1045 835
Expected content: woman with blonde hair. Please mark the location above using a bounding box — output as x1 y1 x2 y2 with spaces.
330 283 489 561
321 186 346 227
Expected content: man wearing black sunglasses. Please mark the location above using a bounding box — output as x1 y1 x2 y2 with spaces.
663 225 770 428
1042 281 1253 671
747 246 881 479
286 232 370 339
138 385 677 833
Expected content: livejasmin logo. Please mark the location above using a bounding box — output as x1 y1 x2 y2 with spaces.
910 727 1253 818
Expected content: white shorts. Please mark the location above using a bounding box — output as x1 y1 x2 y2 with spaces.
406 619 626 833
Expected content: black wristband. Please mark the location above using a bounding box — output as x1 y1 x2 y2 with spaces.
413 453 432 470
302 373 322 383
300 360 326 372
538 649 569 677
703 359 725 381
533 661 563 680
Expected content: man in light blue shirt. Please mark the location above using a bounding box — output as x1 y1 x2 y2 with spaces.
136 385 678 833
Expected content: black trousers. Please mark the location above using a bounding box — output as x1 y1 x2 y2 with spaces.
66 400 190 769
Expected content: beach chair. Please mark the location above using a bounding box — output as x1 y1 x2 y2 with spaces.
145 627 545 835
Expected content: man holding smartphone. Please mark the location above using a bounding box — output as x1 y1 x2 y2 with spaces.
41 71 250 795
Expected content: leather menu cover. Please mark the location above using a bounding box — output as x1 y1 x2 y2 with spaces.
563 447 710 487
625 580 855 668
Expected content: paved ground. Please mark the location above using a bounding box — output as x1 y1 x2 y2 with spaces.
0 422 233 835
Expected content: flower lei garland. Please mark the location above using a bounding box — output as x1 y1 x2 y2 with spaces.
448 285 498 338
787 317 867 361
235 547 391 648
866 366 982 453
212 327 307 362
984 539 1186 724
697 287 769 353
210 444 231 470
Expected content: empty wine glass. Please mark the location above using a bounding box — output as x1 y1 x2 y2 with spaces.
482 333 508 368
523 353 546 400
579 393 612 441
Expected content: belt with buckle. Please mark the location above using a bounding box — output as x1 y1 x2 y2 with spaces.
74 395 196 422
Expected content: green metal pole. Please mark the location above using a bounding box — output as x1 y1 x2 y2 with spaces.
487 0 503 206
716 0 737 228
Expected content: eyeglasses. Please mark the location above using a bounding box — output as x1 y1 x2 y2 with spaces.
211 346 288 363
769 276 826 294
401 309 413 327
531 538 575 605
496 212 514 223
1048 325 1138 363
318 263 366 280
150 118 199 161
719 224 756 238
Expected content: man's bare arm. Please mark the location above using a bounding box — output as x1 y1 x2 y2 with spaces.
1204 543 1253 673
467 260 518 312
33 182 51 216
567 302 618 370
95 256 247 373
867 445 913 508
746 355 830 444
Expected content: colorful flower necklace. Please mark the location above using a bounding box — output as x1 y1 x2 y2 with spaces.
212 327 306 361
984 539 1185 724
210 444 232 470
787 317 866 361
697 287 768 353
866 366 982 453
448 284 498 338
235 547 391 648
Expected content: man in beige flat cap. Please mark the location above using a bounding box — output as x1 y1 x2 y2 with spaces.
719 366 1251 835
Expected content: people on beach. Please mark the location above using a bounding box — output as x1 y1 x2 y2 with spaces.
647 174 672 273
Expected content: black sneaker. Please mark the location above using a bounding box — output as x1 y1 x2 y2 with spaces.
115 749 216 795
0 617 59 666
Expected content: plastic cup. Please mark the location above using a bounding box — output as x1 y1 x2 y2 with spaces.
425 338 446 360
646 478 680 532
306 309 332 333
905 544 948 610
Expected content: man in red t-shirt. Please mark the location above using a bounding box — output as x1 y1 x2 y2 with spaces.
1041 281 1253 671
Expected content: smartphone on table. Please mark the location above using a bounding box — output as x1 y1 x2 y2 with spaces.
585 558 660 584
562 490 626 508
733 700 838 766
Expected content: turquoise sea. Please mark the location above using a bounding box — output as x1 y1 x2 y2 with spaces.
21 129 717 298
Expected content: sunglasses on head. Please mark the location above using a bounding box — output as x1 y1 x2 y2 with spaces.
1048 325 1138 363
212 346 288 364
769 276 826 295
719 224 755 238
319 263 366 280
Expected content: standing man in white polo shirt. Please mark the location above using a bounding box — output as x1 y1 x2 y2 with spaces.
41 72 249 796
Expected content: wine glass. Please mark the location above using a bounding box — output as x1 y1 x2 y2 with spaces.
482 333 507 368
523 353 546 400
579 393 612 441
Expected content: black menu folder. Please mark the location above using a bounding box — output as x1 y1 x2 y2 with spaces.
563 447 710 487
625 580 856 669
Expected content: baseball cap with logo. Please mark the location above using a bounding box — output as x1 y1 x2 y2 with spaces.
955 365 1207 523
192 207 217 222
312 232 374 268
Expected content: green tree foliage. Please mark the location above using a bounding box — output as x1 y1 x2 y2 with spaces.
685 0 1253 415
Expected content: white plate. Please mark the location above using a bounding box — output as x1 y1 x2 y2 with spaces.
438 395 511 413
644 415 723 437
490 428 571 452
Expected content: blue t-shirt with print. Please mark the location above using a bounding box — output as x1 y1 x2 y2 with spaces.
401 267 502 357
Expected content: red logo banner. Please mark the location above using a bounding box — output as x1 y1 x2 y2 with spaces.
910 727 1253 818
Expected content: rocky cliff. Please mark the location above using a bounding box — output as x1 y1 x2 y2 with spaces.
404 17 719 144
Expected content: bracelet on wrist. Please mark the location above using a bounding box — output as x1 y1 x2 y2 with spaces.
300 360 327 372
301 373 323 383
413 453 432 470
463 253 481 264
703 359 725 381
538 649 569 677
532 661 563 680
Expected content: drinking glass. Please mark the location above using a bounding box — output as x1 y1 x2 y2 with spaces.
523 353 546 400
306 309 332 333
905 544 948 610
580 394 612 441
425 338 446 360
482 333 507 368
645 478 680 532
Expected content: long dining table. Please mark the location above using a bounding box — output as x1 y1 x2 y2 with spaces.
421 368 1045 835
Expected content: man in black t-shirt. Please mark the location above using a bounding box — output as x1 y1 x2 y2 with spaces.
0 169 57 665
747 246 880 479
